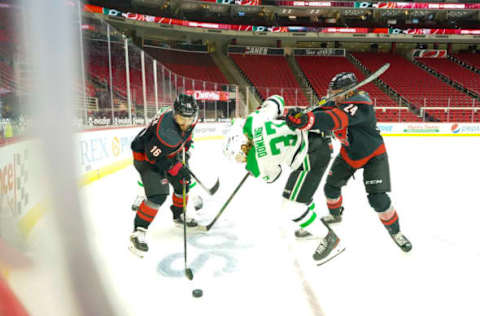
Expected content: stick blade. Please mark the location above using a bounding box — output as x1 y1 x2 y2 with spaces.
185 268 194 280
195 225 209 232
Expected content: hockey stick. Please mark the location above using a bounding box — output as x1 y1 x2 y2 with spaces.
185 166 220 195
182 148 194 280
302 63 390 114
198 172 250 232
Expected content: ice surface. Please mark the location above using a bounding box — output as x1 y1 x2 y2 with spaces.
80 136 480 316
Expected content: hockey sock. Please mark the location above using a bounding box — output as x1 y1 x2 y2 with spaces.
135 200 159 230
282 199 329 237
171 193 188 219
326 196 343 216
378 205 400 235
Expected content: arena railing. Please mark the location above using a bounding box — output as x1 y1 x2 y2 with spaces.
79 15 246 128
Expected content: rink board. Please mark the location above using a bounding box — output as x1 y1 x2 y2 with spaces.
1 122 479 239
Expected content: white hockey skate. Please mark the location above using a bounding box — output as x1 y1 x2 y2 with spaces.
131 195 144 211
294 228 320 240
191 194 204 211
129 227 148 258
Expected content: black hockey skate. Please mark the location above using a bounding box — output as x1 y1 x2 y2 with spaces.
174 213 198 228
390 232 412 252
129 227 148 258
313 229 341 261
321 207 344 225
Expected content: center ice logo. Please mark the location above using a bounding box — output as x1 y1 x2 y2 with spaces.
451 124 461 134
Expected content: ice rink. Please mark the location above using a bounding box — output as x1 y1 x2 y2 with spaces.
34 136 480 316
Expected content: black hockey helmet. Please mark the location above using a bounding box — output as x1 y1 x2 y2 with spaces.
173 94 198 118
329 72 358 91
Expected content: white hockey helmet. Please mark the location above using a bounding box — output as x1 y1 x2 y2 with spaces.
260 95 285 119
223 121 250 163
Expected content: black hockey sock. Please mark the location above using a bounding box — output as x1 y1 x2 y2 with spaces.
326 196 343 216
171 193 187 219
134 201 158 230
381 211 400 235
170 205 183 219
134 216 150 230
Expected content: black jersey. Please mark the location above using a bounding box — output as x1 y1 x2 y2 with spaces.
131 110 196 172
308 91 385 169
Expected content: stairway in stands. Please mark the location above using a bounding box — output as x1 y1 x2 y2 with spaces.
352 52 478 122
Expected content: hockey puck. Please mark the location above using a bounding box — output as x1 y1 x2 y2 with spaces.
192 289 203 298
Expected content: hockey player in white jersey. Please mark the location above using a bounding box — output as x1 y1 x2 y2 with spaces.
226 95 342 262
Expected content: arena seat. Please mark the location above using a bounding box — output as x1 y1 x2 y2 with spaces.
230 54 309 106
144 47 228 91
295 55 421 122
454 53 480 70
352 52 476 122
418 57 480 94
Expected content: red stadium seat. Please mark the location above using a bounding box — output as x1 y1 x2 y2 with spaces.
295 55 421 122
418 58 480 95
352 52 476 122
230 54 309 107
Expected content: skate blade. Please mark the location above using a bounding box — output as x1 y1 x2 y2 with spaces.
295 234 321 241
316 245 346 267
128 245 146 258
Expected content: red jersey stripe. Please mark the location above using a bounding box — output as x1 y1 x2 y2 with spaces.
340 143 386 169
331 108 349 130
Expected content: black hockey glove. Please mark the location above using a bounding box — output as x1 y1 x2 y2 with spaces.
167 161 191 193
285 109 315 131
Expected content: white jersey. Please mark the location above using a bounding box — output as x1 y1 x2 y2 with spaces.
243 110 308 183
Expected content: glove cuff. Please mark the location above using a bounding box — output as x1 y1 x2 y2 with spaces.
300 112 315 130
168 161 183 176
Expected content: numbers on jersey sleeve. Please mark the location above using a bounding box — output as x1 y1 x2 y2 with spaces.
150 145 162 157
343 104 358 116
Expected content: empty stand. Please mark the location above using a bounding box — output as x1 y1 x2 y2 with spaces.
0 61 14 91
295 55 419 122
86 40 163 106
144 47 228 91
418 57 480 94
352 52 476 122
454 53 480 70
230 54 309 106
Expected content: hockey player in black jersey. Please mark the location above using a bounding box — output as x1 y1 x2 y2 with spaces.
286 72 412 256
129 94 199 257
